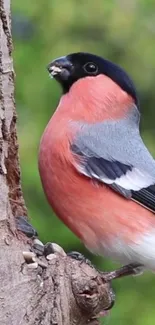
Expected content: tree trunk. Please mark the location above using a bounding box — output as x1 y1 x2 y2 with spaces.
0 1 116 324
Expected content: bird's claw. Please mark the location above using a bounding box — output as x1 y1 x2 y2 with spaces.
67 251 94 267
102 262 144 281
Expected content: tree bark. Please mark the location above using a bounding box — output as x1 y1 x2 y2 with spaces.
0 1 116 324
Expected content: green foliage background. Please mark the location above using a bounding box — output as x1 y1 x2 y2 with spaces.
13 0 155 324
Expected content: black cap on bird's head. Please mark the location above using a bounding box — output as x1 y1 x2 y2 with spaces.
47 52 139 106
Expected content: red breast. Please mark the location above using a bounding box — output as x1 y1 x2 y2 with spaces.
39 75 155 252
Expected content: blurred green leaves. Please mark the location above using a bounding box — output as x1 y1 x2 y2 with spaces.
12 0 155 324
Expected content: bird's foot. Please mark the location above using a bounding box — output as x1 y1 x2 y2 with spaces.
67 252 143 281
102 263 144 281
16 216 38 238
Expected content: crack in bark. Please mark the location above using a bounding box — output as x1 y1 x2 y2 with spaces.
0 1 27 218
5 113 28 217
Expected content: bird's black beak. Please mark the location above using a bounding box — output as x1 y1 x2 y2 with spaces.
47 56 73 81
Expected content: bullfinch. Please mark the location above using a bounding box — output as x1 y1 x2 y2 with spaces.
38 52 155 273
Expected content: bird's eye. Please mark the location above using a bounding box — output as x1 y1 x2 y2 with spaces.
83 62 98 74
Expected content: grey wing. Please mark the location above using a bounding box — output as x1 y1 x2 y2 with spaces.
71 111 155 211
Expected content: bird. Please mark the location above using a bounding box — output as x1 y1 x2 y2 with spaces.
38 52 155 273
